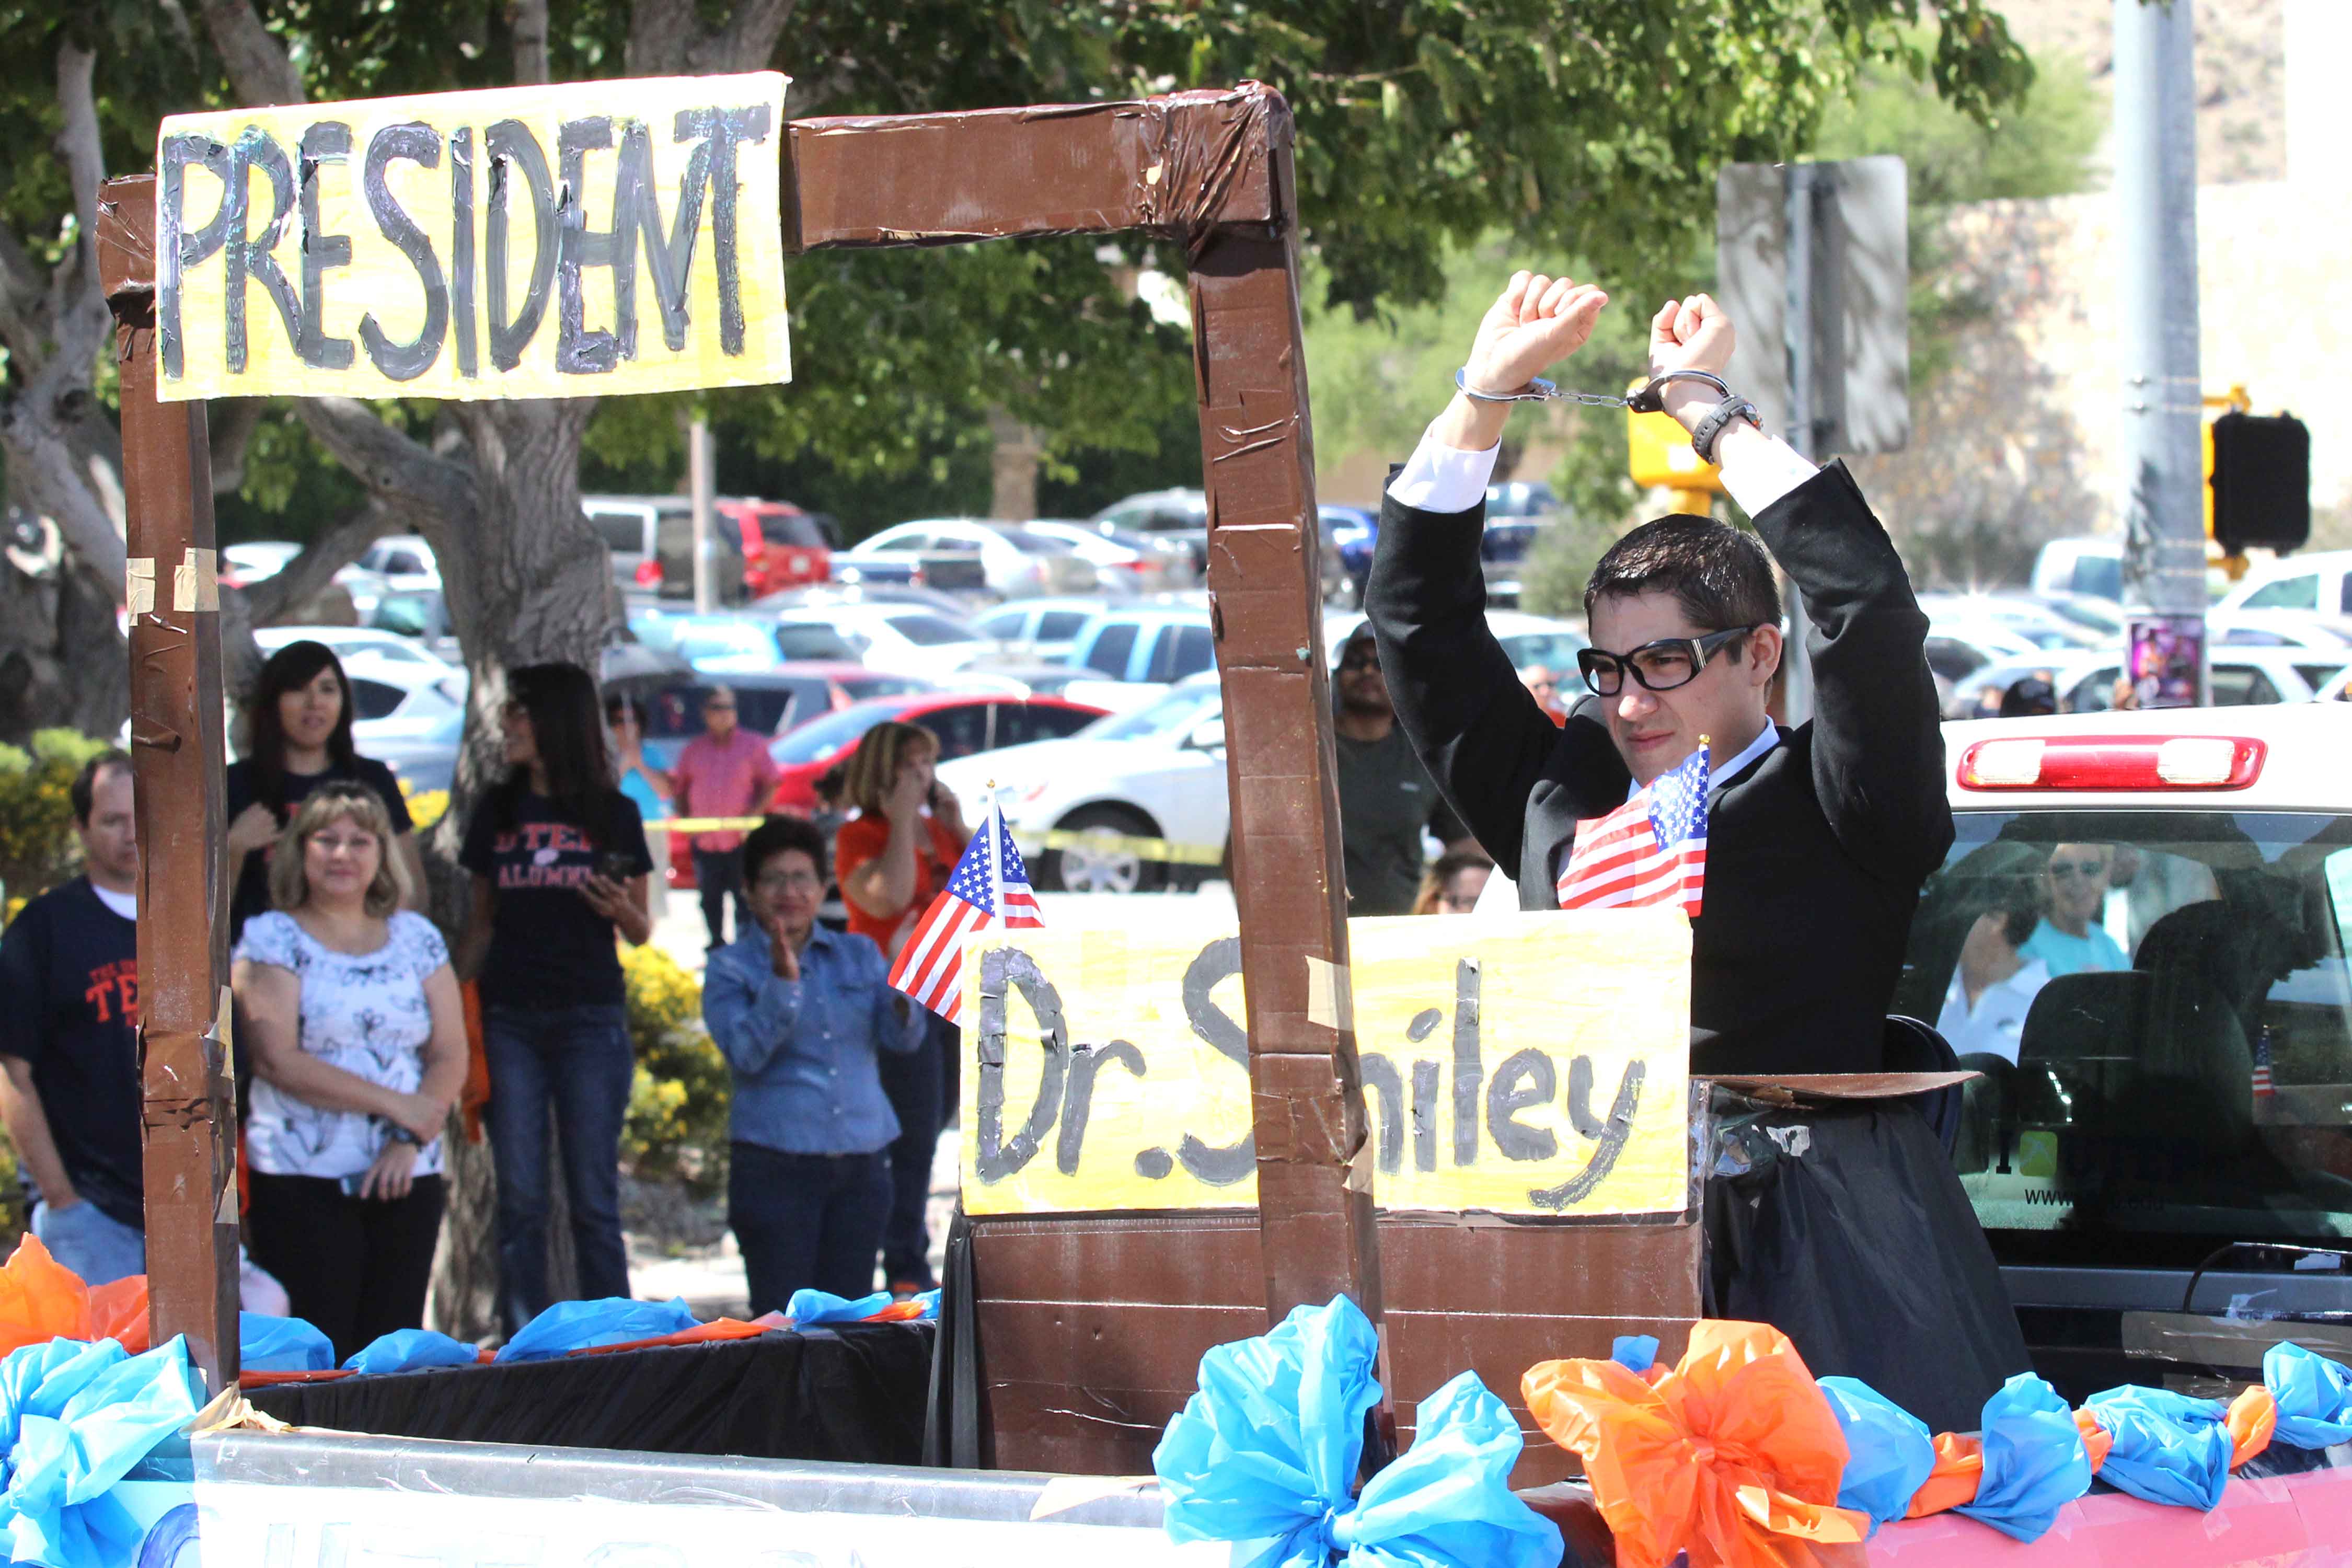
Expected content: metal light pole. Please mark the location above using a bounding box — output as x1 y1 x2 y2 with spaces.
689 414 717 613
2115 0 2207 707
1779 164 1828 726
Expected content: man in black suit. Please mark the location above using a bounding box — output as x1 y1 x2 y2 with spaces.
1366 272 2031 1428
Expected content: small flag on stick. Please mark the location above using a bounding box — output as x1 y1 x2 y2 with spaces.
1555 739 1711 918
887 795 1044 1024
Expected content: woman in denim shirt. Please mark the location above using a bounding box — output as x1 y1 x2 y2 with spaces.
703 815 923 1311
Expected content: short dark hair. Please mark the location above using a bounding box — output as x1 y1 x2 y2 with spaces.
741 813 824 887
71 749 132 826
1584 514 1781 643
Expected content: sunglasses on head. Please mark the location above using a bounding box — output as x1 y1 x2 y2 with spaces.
1577 625 1758 696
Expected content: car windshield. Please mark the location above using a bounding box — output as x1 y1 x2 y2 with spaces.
883 613 979 647
771 701 909 764
998 530 1074 553
1897 809 2352 1267
1081 683 1223 742
1497 629 1590 669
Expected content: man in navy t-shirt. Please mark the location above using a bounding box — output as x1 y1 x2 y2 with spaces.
0 752 147 1284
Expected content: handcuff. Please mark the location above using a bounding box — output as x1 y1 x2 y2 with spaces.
1453 367 1761 465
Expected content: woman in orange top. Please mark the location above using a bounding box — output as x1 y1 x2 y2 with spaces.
833 721 970 1294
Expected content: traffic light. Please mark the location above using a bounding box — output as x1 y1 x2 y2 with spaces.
2208 410 2310 556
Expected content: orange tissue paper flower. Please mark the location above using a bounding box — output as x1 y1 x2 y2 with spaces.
2226 1384 2277 1469
1523 1320 1871 1568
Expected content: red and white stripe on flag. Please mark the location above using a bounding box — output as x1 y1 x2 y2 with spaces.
1554 744 1709 918
885 807 1044 1025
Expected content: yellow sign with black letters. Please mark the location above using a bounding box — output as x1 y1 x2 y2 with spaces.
154 74 790 401
961 909 1691 1218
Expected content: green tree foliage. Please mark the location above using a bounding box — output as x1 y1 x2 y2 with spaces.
0 728 112 909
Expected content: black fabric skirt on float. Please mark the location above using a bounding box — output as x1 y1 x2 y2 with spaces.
1703 1091 2034 1435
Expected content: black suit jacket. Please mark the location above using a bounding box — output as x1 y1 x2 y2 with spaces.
1366 461 1955 1076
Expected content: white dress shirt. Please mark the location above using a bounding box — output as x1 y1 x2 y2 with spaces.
1935 959 2050 1065
1388 418 1819 518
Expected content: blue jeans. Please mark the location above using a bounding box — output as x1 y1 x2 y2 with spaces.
32 1199 145 1286
484 1003 635 1336
728 1143 889 1316
877 1014 947 1288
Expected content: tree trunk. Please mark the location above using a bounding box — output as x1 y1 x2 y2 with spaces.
987 407 1042 522
0 537 127 746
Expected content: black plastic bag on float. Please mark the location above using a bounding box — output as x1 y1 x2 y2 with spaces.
1703 1088 2033 1435
923 1204 985 1469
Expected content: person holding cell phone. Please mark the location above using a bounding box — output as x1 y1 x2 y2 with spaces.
455 663 655 1337
232 782 466 1363
833 721 969 1296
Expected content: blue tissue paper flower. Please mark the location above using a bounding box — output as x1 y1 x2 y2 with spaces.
239 1313 335 1373
1154 1296 1561 1568
1609 1335 1659 1375
786 1289 894 1327
495 1297 697 1362
0 1335 199 1568
342 1328 481 1375
2267 1342 2352 1449
2084 1385 2233 1511
1820 1376 1935 1532
1954 1373 2091 1542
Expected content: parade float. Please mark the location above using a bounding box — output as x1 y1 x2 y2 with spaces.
55 65 2352 1568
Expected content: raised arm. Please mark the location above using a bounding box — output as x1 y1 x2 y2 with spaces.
1648 294 1953 882
1366 272 1629 870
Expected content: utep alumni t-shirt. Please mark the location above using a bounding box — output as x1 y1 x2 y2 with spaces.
460 790 652 1009
0 879 144 1231
224 755 413 943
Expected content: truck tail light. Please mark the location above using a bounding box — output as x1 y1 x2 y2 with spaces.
634 560 662 586
1956 734 2265 791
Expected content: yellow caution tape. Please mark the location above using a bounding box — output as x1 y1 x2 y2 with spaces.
1020 828 1227 869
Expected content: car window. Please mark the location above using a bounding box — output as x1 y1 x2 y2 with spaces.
863 528 923 553
1496 629 1590 670
999 529 1074 553
2072 556 2123 602
1924 638 1989 684
2064 668 2120 712
587 512 644 554
1028 704 1103 740
640 685 704 742
384 549 426 575
1168 624 1216 680
976 609 1030 639
770 623 857 661
771 701 907 765
1897 810 2352 1270
2211 665 2282 706
2298 663 2347 693
2245 573 2320 610
1082 621 1138 678
757 513 827 547
884 613 979 647
348 678 408 720
839 675 930 702
677 625 766 663
1085 683 1221 741
730 688 797 735
1035 610 1090 641
918 703 990 760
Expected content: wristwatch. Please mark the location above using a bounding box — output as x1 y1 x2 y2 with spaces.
1688 393 1762 466
387 1126 421 1147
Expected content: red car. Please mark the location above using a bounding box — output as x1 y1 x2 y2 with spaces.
718 500 833 599
767 692 1110 813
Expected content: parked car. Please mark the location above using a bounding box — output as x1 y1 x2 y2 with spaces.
1913 702 2352 1399
1323 505 1379 607
367 708 464 795
222 541 392 618
339 650 467 752
584 494 747 602
841 519 1097 600
1023 521 1188 593
363 589 458 659
1480 521 1541 608
632 666 939 774
2206 609 2352 650
750 582 978 619
765 691 1110 813
2217 550 2352 619
1921 628 2046 692
254 625 455 671
1946 647 2350 719
1067 606 1218 686
716 499 833 597
1092 488 1209 580
354 535 442 593
2030 536 2124 603
971 597 1114 663
934 675 1229 894
1484 480 1560 518
769 603 1005 682
1919 593 2108 650
628 609 863 672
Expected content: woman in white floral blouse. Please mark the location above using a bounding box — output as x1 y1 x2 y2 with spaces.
231 782 466 1362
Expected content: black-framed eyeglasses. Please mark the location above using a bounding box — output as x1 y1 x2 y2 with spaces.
1576 625 1758 696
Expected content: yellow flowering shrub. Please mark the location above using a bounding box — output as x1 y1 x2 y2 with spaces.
620 944 731 1192
0 730 114 907
403 789 449 830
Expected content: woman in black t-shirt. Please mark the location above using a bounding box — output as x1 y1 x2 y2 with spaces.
225 641 423 944
456 662 654 1337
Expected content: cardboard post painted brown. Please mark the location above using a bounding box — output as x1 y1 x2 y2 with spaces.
96 175 241 1392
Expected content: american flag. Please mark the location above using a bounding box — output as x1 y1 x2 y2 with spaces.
2253 1024 2276 1099
886 802 1044 1024
1554 742 1711 918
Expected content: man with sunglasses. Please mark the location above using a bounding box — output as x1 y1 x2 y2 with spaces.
1333 625 1471 915
2021 844 2126 977
1366 273 2023 1432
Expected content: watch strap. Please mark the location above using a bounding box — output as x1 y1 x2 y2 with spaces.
1688 394 1761 466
